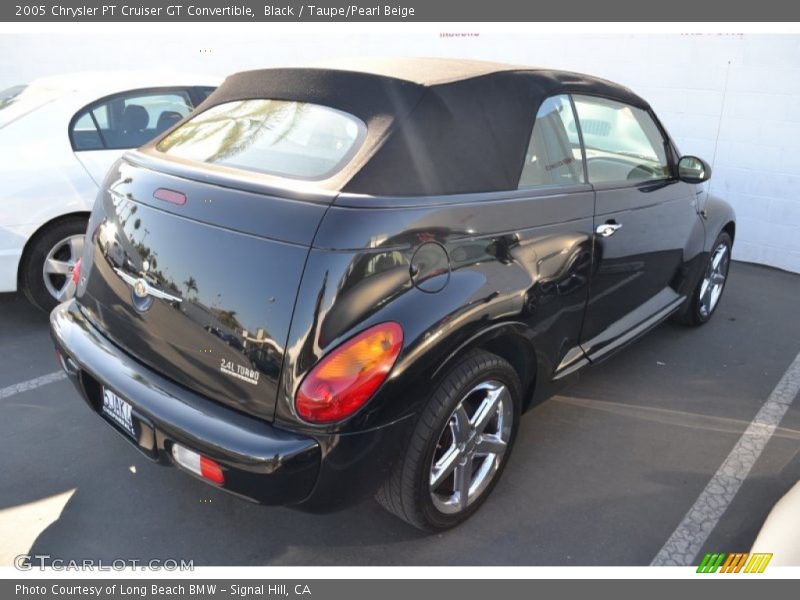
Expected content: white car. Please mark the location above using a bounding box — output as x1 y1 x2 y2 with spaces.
0 72 218 311
751 480 800 566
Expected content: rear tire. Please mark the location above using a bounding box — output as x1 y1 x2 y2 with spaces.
376 349 521 531
673 231 732 327
19 217 88 313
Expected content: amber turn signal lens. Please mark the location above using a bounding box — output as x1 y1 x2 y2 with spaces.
295 322 403 423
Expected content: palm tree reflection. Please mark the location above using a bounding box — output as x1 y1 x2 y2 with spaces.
183 276 199 300
156 100 308 163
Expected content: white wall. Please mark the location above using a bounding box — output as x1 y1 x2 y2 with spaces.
2 32 799 272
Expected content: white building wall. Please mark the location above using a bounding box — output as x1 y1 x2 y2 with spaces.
2 32 799 272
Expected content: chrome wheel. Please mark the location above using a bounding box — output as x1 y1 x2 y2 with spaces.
698 242 729 318
429 380 513 515
42 234 84 302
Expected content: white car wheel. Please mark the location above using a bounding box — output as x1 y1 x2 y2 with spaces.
20 217 88 313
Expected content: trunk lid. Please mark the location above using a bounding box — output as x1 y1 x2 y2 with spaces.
76 157 331 421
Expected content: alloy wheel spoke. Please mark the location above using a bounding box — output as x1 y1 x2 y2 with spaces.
68 236 84 261
454 459 472 510
430 444 461 489
54 281 74 302
698 278 710 303
712 247 726 270
45 259 71 276
709 285 723 310
451 404 471 444
475 433 507 456
471 385 506 433
701 280 713 306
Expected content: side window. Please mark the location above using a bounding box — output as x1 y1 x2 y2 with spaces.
70 89 193 152
571 95 671 184
519 95 585 189
196 87 215 101
123 91 192 138
71 112 104 150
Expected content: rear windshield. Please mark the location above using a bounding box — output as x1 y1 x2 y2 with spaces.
0 84 63 128
155 99 365 180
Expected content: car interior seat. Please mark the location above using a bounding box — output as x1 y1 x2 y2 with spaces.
121 104 150 146
519 110 582 188
156 110 184 135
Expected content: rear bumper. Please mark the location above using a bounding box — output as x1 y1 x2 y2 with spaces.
50 300 320 505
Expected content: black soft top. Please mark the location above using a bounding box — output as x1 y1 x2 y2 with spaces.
186 58 651 196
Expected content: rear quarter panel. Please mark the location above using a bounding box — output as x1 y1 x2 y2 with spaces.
276 186 597 434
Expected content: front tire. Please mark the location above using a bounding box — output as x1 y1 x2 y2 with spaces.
19 217 88 313
674 231 732 326
376 349 522 531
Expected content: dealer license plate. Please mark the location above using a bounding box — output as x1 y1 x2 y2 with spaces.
101 387 136 439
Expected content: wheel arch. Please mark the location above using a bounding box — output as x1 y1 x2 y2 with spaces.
702 193 736 251
17 211 91 285
721 220 736 243
431 322 539 411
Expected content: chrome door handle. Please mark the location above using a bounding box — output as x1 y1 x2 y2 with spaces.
596 222 622 238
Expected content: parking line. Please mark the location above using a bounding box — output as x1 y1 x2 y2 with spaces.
0 371 67 400
651 350 800 566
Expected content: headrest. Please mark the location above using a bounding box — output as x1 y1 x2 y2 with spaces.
122 104 148 132
156 110 183 133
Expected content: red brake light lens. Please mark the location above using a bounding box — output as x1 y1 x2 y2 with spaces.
199 456 225 484
295 322 403 424
71 258 82 285
153 187 187 205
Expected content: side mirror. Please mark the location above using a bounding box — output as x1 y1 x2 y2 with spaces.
677 155 712 184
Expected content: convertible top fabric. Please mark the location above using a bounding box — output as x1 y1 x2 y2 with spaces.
180 58 652 196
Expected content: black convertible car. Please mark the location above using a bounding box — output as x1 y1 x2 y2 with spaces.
51 58 735 530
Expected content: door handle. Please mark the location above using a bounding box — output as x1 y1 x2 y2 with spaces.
595 222 622 237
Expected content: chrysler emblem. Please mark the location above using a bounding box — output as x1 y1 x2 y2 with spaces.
113 267 183 311
133 278 149 299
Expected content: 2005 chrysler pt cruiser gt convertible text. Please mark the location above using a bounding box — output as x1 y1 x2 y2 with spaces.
50 58 735 530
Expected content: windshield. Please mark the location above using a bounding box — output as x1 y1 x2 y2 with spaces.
155 99 365 180
0 84 63 128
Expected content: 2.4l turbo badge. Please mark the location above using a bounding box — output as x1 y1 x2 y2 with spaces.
219 358 260 386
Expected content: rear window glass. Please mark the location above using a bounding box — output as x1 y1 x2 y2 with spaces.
155 99 365 180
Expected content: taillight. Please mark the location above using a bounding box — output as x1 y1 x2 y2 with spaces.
71 258 81 285
295 322 403 424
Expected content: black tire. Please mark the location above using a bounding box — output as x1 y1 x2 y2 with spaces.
673 231 732 327
376 349 522 531
19 217 88 313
